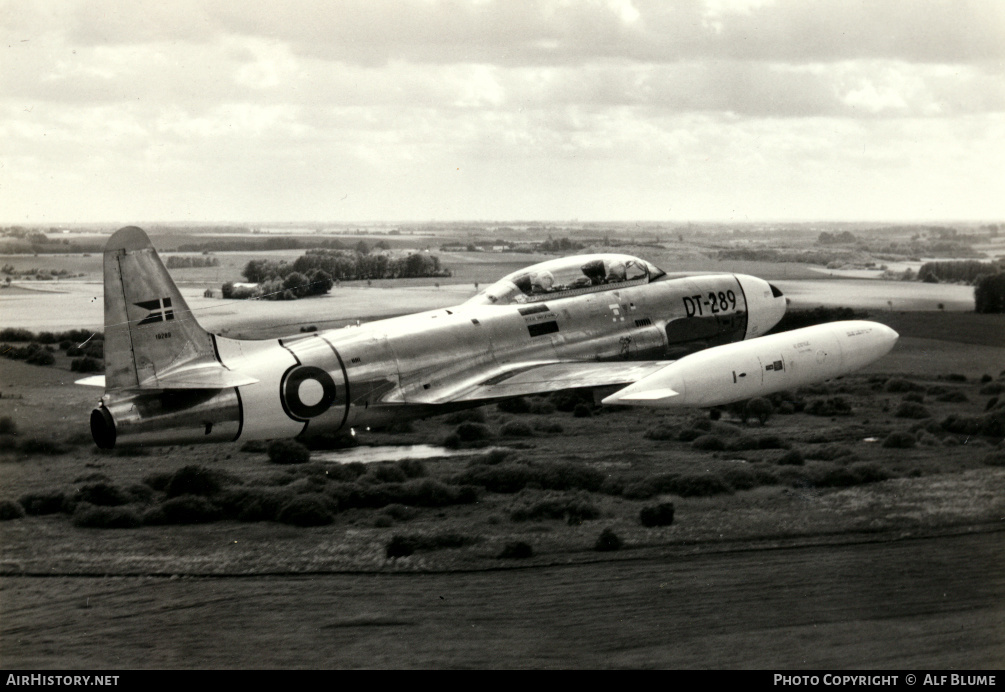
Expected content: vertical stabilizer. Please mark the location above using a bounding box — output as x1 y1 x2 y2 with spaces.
103 226 216 389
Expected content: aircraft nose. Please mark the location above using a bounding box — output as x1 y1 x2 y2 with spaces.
881 324 899 345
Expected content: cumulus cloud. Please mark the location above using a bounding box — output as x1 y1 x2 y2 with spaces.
0 0 1002 222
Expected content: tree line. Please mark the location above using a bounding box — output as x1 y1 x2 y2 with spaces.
223 248 449 301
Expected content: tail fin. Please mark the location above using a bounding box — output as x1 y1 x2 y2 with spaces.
103 226 219 389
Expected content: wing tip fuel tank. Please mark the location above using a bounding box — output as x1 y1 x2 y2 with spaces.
602 320 898 408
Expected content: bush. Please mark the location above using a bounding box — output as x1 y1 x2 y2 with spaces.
498 541 533 559
805 397 852 416
510 493 600 524
74 482 130 507
594 528 622 552
902 392 925 403
455 422 494 442
745 397 773 425
882 431 916 449
639 502 675 527
0 416 16 435
442 408 486 424
980 382 1005 395
984 451 1005 467
497 397 531 414
534 421 564 434
165 466 222 498
777 449 805 466
267 439 311 465
70 356 102 373
152 495 222 524
385 532 477 558
895 402 931 419
572 403 593 418
215 487 292 522
25 349 55 366
643 424 678 441
0 499 25 520
142 471 174 491
71 503 141 529
884 378 925 393
500 421 534 437
276 494 335 526
18 490 65 515
802 444 856 461
692 435 726 451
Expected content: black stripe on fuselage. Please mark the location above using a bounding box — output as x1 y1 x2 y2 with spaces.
732 275 750 340
318 334 351 434
278 340 310 437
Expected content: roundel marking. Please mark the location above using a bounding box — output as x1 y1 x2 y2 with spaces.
281 365 338 421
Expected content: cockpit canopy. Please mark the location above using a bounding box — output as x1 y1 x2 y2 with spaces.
466 254 666 306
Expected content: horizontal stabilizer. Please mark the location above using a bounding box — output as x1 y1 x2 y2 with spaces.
76 366 258 390
138 364 259 389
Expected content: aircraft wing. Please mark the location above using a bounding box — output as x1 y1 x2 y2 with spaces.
408 360 672 405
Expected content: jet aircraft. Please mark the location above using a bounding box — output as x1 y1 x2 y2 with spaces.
82 227 897 448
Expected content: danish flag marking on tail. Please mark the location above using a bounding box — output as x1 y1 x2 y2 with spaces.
135 297 174 326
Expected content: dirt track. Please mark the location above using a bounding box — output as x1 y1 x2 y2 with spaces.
3 528 1002 669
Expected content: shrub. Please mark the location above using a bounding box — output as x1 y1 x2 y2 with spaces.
719 465 759 490
777 449 805 466
500 421 534 437
895 402 931 419
884 378 925 393
267 439 311 465
276 494 335 526
25 349 55 366
573 403 593 418
455 422 494 442
0 416 16 435
215 487 292 522
75 482 130 507
528 400 556 415
70 356 102 373
497 397 530 414
240 440 268 453
805 397 852 416
510 493 600 524
594 528 622 552
984 451 1005 467
386 535 417 558
902 392 925 403
745 397 773 425
152 495 222 524
18 490 65 515
386 532 477 558
639 502 675 527
165 466 223 498
142 471 174 491
692 435 725 451
882 431 916 449
442 408 486 424
71 503 141 529
397 459 427 479
677 428 706 442
980 382 1005 395
363 464 408 484
534 421 564 434
802 444 856 461
0 499 25 520
383 503 419 521
644 424 678 441
498 541 533 559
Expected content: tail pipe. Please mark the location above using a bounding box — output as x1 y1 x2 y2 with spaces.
91 388 242 449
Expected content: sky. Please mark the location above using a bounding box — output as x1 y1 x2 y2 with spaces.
2 0 1004 224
